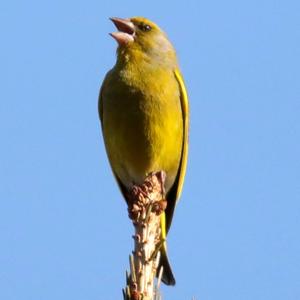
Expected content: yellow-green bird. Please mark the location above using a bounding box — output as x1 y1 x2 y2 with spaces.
99 16 189 285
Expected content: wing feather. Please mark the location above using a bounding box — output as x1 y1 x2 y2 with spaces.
164 69 189 233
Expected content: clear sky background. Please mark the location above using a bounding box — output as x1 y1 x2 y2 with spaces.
1 0 299 299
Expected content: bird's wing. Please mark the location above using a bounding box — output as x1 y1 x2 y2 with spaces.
164 69 189 233
98 83 130 202
158 69 189 284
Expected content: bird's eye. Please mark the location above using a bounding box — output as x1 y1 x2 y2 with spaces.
139 23 152 32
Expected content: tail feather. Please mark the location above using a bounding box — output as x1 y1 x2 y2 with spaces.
157 243 176 286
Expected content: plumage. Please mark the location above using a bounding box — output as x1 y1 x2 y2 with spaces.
99 16 189 285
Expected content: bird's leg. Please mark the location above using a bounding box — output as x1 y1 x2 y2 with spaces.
155 171 166 197
151 171 168 216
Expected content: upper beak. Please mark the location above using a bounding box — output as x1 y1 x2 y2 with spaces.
109 17 135 45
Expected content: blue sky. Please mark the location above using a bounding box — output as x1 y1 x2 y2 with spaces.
1 0 299 299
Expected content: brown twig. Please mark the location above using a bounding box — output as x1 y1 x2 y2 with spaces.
123 171 167 300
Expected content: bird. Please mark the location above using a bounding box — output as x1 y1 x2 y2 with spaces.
99 16 189 285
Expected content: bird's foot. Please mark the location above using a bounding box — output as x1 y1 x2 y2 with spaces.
152 199 167 215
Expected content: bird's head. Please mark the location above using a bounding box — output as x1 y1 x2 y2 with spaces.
109 17 176 66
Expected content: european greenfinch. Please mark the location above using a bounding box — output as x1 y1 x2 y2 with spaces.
99 17 189 285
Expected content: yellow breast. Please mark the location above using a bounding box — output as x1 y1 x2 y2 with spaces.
101 66 183 191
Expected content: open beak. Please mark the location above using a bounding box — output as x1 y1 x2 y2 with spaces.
110 17 135 45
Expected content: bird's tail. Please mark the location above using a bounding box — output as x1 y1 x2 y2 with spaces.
157 212 176 285
158 242 176 285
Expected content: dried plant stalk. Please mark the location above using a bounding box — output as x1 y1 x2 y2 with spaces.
123 171 167 300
